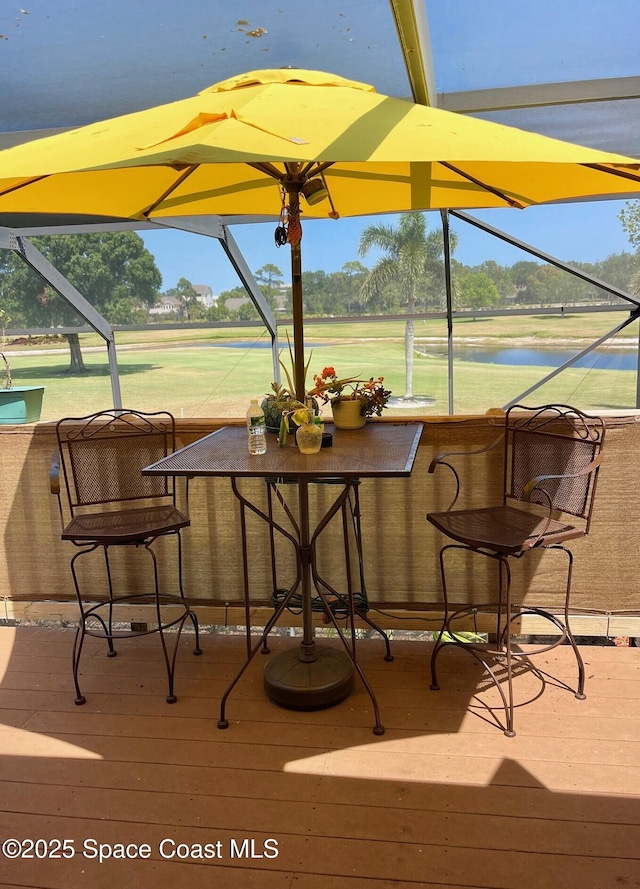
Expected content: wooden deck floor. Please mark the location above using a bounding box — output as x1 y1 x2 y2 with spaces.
0 624 638 889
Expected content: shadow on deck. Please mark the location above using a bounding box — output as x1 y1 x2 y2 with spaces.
0 625 638 888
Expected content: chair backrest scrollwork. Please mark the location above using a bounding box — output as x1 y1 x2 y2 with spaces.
505 404 606 529
55 409 177 517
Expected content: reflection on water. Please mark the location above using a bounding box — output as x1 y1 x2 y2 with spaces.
207 340 636 371
418 345 638 371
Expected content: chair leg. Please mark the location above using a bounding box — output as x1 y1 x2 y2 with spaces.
70 545 111 703
502 546 586 704
176 530 202 657
429 544 456 691
500 556 516 737
71 623 87 705
102 547 117 657
189 610 203 656
560 546 586 699
69 535 199 705
431 540 588 737
71 545 118 658
429 628 445 691
497 547 587 733
147 542 187 704
430 545 517 736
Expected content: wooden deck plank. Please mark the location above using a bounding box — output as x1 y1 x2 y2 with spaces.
0 809 638 889
2 778 639 859
0 627 638 889
2 669 639 729
3 703 640 779
0 752 639 824
0 680 638 742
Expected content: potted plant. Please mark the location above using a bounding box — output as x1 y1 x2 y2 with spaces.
261 379 298 433
0 309 45 424
309 366 392 429
261 336 318 433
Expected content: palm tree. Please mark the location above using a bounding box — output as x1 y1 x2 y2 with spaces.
358 212 455 400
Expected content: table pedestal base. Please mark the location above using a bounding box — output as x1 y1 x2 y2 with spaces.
264 644 354 710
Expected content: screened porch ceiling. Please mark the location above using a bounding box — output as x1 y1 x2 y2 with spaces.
2 1 638 171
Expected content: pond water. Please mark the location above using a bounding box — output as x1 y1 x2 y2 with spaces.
419 345 638 372
208 340 637 371
209 341 328 350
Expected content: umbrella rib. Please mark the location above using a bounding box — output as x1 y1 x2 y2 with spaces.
301 161 334 178
248 162 285 181
439 161 526 209
583 163 640 183
284 162 303 181
0 175 49 198
139 164 199 219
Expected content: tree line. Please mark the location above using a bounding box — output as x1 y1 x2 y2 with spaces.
166 217 640 323
1 209 640 381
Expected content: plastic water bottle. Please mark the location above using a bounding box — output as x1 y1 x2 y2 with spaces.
246 399 267 455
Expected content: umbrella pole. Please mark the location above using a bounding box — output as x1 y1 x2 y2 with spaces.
286 187 307 403
264 195 356 711
291 241 306 402
288 198 317 647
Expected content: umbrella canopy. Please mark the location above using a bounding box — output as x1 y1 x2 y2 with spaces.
3 68 640 218
2 67 640 396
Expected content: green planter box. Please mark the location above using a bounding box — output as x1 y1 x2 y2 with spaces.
0 386 45 424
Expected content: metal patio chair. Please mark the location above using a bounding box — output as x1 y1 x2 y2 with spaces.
426 404 605 737
51 409 201 705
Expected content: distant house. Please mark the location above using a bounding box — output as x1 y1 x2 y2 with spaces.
149 295 181 317
193 284 217 308
149 284 218 317
224 296 251 312
274 283 290 312
225 285 290 314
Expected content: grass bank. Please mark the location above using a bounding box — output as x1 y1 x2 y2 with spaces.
6 308 634 354
4 331 636 422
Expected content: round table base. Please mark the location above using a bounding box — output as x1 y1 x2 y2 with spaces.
264 645 355 710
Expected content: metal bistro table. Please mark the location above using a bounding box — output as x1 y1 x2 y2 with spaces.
143 421 423 735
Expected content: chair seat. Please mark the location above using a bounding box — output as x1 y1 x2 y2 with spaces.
427 505 583 554
62 504 189 543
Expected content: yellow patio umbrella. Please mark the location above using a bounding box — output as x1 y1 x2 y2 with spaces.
2 67 640 397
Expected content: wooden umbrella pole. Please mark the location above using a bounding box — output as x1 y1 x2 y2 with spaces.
285 185 315 649
291 246 305 401
286 188 306 402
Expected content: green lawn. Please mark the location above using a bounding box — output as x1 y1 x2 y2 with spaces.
4 316 637 421
8 309 632 352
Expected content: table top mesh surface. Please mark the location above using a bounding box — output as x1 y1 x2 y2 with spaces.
143 423 423 479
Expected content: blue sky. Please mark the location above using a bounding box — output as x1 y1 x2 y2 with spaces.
140 199 636 295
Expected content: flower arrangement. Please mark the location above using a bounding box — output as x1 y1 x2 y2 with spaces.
309 366 392 417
